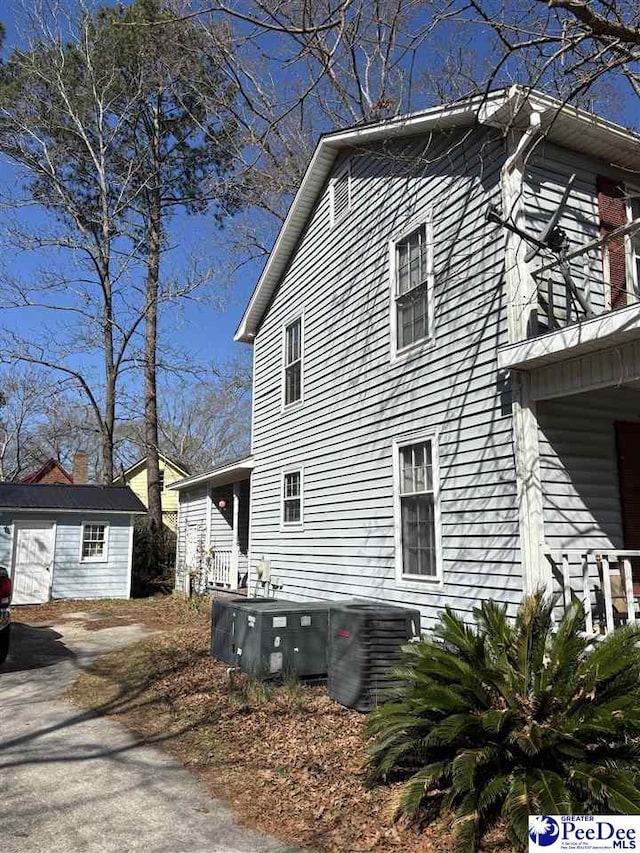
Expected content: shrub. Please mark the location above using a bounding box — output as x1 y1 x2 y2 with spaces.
366 593 640 851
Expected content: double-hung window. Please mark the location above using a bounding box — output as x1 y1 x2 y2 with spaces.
283 317 303 407
282 469 302 527
81 522 108 562
394 434 441 581
628 192 640 296
391 216 434 355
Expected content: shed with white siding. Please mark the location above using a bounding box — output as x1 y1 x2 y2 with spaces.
0 484 145 604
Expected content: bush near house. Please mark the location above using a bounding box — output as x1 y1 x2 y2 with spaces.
131 517 176 596
366 593 640 852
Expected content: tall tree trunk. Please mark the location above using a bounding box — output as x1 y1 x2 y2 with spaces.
144 99 163 575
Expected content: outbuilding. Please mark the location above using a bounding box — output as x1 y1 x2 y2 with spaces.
0 484 146 604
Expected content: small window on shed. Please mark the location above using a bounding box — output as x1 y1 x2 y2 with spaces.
81 523 108 562
330 163 351 226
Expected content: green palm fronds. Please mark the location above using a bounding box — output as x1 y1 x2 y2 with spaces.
366 593 640 851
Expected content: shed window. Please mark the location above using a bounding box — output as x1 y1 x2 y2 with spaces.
394 436 441 580
283 317 302 406
392 218 434 354
282 470 302 526
81 523 108 561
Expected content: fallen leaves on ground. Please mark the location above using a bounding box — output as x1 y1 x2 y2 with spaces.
23 596 507 853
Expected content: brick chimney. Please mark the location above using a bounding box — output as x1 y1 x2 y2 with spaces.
72 451 88 485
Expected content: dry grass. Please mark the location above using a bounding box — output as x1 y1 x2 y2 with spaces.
17 596 505 852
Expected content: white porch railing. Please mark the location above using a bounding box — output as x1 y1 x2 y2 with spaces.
204 547 235 589
544 549 640 635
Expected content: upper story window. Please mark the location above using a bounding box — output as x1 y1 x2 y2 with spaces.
282 469 303 528
628 192 640 295
283 316 303 407
391 215 434 357
394 434 441 582
158 469 165 491
330 162 351 227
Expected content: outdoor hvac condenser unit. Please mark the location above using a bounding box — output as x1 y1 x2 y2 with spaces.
232 600 329 679
328 603 421 712
210 597 292 666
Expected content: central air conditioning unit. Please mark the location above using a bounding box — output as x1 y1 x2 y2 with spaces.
328 602 421 712
231 600 329 679
210 598 330 678
210 597 289 666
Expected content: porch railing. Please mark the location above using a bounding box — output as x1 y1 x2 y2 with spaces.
204 547 234 589
544 549 640 635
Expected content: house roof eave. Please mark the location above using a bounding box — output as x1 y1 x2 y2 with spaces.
234 85 640 345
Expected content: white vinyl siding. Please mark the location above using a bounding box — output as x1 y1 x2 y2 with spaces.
330 163 351 227
281 469 303 528
394 434 441 581
249 129 523 631
283 316 303 407
391 217 434 355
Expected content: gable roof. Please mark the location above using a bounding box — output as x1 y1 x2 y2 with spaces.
235 85 640 344
113 452 189 483
0 484 146 513
168 456 254 491
21 457 73 485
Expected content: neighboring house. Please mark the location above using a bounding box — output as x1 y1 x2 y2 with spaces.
113 453 189 532
20 451 89 485
0 484 145 604
220 86 640 632
169 457 253 593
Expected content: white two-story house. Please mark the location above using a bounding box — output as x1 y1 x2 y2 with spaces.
179 86 640 632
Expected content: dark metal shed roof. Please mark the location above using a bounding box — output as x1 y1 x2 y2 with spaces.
0 484 147 513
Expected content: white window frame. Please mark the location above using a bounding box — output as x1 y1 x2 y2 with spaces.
281 313 304 410
79 521 109 563
389 211 435 361
392 429 443 586
280 467 304 531
625 185 640 301
329 161 351 228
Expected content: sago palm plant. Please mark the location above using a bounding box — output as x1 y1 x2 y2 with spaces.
366 593 640 851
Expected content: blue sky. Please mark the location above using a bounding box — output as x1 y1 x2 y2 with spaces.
1 0 638 395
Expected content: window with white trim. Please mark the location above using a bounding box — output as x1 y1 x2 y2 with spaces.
330 163 351 226
283 317 302 406
282 470 302 526
629 193 640 295
395 436 440 579
81 523 108 561
391 219 434 354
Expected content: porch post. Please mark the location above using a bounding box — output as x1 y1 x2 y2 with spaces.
501 119 547 596
231 481 240 587
512 372 547 594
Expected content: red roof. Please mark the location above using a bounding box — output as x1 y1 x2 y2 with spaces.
21 458 74 485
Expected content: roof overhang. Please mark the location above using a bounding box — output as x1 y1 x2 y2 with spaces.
234 86 640 344
168 456 254 491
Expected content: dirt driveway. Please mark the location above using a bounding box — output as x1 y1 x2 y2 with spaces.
0 612 294 853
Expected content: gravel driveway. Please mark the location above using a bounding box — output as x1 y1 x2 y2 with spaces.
0 614 294 853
